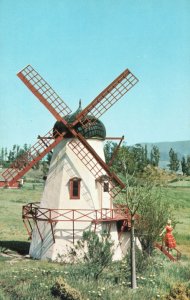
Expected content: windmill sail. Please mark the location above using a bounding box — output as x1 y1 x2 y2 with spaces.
73 69 138 128
2 130 65 186
17 65 72 121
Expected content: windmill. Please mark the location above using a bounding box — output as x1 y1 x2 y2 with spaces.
2 65 139 261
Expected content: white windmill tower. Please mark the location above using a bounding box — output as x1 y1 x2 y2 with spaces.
2 65 139 261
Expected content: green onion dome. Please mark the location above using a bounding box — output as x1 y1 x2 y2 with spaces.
53 101 106 140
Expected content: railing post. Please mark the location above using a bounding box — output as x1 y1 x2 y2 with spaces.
50 222 55 244
72 210 75 244
95 210 98 221
23 219 32 239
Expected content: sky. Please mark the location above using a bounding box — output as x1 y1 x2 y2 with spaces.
0 0 190 150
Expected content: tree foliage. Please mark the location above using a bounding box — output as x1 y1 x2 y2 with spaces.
104 142 160 176
115 146 174 254
181 156 190 176
169 148 180 172
150 145 160 167
0 144 52 172
0 144 30 167
117 174 172 254
135 187 174 253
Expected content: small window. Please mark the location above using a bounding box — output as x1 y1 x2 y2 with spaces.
69 178 81 199
103 182 109 192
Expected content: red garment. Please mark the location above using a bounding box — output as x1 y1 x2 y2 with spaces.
164 225 176 249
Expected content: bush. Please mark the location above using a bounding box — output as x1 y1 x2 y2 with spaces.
73 230 113 280
51 277 84 300
163 283 190 300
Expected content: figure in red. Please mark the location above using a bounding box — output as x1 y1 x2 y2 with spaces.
160 219 176 251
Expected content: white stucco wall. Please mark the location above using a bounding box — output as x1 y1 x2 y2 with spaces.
40 138 110 210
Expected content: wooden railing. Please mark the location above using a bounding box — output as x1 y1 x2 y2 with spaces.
22 202 130 223
22 202 131 243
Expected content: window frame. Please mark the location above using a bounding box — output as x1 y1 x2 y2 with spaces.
103 181 109 192
69 177 81 199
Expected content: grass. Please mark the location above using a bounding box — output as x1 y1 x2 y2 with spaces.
0 177 190 299
0 184 42 243
0 250 189 300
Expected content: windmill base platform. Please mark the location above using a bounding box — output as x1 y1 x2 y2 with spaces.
23 203 141 261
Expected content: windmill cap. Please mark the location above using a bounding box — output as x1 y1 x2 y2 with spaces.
53 102 106 140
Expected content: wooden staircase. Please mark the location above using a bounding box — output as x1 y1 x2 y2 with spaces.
154 242 181 262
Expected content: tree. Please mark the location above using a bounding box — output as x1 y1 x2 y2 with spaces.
183 156 190 176
118 147 153 289
117 144 137 175
124 175 157 289
4 147 8 162
169 148 180 172
23 143 29 151
0 147 8 167
117 146 174 289
144 144 149 166
150 145 160 167
104 141 115 164
104 142 151 177
0 148 4 165
132 144 148 173
135 187 174 253
181 156 187 175
8 149 15 162
104 141 120 172
186 156 190 176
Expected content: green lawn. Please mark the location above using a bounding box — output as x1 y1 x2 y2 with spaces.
0 184 42 243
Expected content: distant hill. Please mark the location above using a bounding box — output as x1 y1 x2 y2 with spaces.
141 140 190 169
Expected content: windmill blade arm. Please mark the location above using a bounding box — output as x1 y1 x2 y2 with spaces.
17 65 72 121
70 132 125 190
108 135 124 167
73 69 138 128
1 129 65 187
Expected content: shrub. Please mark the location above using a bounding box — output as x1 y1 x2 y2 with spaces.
73 230 113 280
51 277 84 300
163 283 190 300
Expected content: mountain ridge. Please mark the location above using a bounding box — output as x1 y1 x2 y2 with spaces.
139 140 190 169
